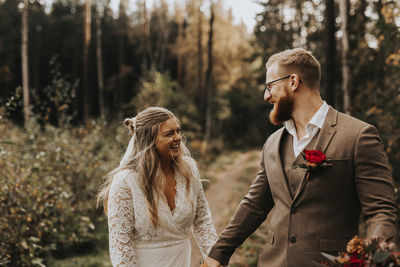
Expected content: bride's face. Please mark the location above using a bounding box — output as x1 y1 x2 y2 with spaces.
155 118 182 164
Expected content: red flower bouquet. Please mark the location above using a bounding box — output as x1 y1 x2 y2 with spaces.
313 236 400 267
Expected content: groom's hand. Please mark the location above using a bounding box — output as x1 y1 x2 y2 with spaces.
204 257 222 267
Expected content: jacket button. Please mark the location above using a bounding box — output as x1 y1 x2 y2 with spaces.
289 236 296 244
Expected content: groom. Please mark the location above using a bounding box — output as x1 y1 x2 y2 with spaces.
205 48 399 266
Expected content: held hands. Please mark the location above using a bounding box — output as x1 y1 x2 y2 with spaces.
200 257 222 267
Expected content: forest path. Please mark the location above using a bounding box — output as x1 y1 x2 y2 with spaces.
190 150 261 267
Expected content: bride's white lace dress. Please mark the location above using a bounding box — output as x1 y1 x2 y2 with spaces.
107 158 218 266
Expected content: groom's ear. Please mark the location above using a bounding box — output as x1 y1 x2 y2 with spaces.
290 74 301 92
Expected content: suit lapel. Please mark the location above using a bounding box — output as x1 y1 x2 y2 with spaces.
266 128 293 205
313 107 338 153
292 106 338 203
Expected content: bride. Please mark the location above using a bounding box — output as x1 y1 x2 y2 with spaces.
97 107 217 266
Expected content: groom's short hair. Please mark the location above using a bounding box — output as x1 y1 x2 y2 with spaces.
266 48 321 90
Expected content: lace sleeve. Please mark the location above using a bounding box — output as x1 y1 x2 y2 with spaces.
190 162 218 260
108 172 136 267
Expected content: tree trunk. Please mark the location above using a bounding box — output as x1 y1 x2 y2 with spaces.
324 0 336 107
339 0 351 114
294 0 303 46
375 0 385 98
33 24 41 94
22 0 30 126
157 2 169 72
116 0 127 112
83 0 91 123
140 0 152 71
96 3 105 117
158 24 168 72
176 6 184 85
197 2 204 124
204 2 214 142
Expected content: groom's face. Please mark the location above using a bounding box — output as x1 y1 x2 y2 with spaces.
265 64 294 125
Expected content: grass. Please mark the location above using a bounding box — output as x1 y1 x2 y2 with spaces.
47 251 112 267
46 218 111 267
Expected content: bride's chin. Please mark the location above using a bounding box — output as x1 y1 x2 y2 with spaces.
170 150 180 158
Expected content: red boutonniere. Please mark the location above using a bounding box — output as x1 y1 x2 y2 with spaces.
295 150 332 180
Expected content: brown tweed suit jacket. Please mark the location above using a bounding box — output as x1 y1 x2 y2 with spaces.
208 107 399 267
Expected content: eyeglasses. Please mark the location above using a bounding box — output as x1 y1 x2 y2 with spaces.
265 74 303 94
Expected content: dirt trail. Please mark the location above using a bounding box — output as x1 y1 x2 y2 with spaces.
190 150 259 266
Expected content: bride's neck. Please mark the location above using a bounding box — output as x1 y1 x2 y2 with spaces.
160 160 174 176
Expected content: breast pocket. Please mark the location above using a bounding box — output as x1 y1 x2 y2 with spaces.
315 158 351 181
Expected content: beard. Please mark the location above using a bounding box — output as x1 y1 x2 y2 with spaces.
269 87 294 125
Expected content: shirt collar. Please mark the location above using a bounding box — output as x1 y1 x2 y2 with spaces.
308 101 329 129
283 118 296 136
284 101 329 132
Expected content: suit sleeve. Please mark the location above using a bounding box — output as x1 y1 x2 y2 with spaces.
208 143 275 265
354 125 399 241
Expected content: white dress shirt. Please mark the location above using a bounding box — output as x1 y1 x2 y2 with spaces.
283 101 329 158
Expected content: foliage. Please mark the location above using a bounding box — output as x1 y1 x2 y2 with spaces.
222 80 273 148
0 110 128 266
31 55 79 127
350 2 400 183
45 217 112 267
130 71 201 138
315 236 400 267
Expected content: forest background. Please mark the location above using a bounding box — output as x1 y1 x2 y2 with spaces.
1 0 400 266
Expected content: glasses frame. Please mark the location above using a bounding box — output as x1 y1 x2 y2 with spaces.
265 74 303 94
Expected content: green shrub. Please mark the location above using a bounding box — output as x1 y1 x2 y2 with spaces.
0 113 127 266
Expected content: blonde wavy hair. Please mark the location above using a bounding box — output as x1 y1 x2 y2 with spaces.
97 107 196 228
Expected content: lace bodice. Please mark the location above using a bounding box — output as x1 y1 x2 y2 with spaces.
107 157 217 266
